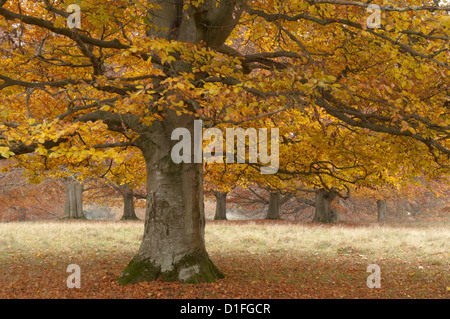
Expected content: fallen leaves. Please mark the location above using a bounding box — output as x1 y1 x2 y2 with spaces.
0 248 447 299
0 221 448 299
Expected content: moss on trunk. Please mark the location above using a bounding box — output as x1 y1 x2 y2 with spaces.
117 252 224 285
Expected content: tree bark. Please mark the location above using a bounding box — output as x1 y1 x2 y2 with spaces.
64 182 84 219
213 191 227 220
121 191 139 220
377 199 387 222
313 189 338 223
118 0 242 284
118 118 224 284
266 191 281 219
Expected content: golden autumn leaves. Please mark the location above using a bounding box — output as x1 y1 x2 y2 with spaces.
0 0 448 192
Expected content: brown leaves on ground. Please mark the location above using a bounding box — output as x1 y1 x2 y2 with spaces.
1 220 448 299
0 249 447 299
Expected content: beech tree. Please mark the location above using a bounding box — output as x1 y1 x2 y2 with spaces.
64 179 84 219
377 199 387 222
212 190 228 220
312 188 338 223
266 191 281 219
118 184 140 220
0 0 449 284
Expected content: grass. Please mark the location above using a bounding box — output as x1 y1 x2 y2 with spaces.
206 221 449 260
0 220 448 298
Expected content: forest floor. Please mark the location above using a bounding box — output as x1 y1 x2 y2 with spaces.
0 220 448 299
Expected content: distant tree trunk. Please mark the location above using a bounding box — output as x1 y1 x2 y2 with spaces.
213 191 227 220
313 189 338 223
377 199 387 222
64 182 84 219
121 191 139 220
266 192 281 219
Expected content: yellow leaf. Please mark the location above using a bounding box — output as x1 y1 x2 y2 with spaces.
175 82 185 90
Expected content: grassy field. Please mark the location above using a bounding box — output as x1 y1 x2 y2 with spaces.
0 220 448 298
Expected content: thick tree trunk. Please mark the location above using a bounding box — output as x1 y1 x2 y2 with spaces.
64 182 84 219
266 192 281 219
118 118 224 284
213 191 227 220
377 199 387 222
118 0 241 284
313 189 337 223
121 191 139 220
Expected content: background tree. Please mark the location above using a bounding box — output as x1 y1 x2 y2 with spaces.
377 199 387 222
63 178 84 219
212 190 228 220
114 183 142 220
266 191 281 220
